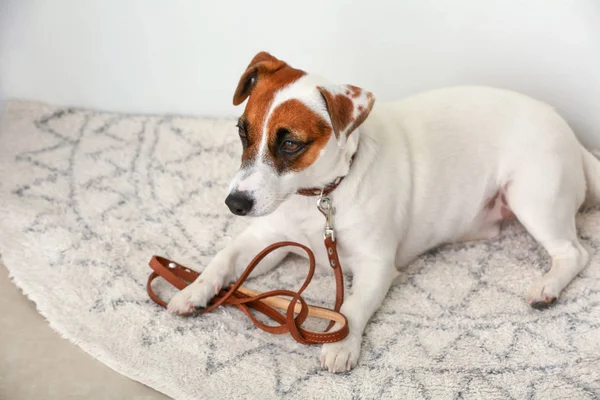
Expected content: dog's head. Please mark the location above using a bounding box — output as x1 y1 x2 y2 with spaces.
225 52 375 217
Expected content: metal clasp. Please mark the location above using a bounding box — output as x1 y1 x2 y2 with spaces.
317 193 335 241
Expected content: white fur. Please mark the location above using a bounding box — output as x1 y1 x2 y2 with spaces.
169 81 599 373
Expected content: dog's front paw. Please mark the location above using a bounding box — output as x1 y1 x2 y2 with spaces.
527 277 560 309
167 280 220 315
320 334 361 373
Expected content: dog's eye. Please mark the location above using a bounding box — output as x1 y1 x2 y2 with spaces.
236 123 247 138
281 140 301 153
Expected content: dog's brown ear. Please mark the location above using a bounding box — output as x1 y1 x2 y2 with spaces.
232 52 287 105
318 84 375 147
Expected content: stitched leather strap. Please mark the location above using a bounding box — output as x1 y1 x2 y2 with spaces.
147 240 348 344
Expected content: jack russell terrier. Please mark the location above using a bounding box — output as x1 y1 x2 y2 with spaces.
168 52 599 373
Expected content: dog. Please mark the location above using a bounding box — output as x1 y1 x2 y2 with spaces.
167 51 599 373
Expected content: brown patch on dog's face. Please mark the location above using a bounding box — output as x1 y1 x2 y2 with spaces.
264 99 332 173
233 54 305 166
233 52 375 178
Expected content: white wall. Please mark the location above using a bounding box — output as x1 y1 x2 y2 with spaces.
1 0 599 147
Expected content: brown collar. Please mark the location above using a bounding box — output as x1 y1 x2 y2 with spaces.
296 153 356 197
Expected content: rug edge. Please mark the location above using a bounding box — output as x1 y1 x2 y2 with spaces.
1 257 189 400
1 98 238 121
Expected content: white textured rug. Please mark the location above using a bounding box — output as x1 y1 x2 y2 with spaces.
1 100 600 400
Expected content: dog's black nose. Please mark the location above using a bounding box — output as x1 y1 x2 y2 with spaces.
225 192 254 216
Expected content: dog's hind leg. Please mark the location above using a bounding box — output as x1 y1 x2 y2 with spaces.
505 160 588 309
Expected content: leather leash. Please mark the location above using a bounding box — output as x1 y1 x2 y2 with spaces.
147 188 349 345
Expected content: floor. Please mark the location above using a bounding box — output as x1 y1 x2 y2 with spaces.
0 264 169 400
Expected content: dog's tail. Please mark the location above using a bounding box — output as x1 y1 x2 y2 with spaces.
581 145 600 206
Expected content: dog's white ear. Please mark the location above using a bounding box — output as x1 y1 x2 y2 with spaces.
317 84 375 147
232 52 287 106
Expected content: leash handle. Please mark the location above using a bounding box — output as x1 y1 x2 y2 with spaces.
147 240 348 345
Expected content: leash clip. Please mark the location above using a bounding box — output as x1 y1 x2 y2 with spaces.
317 192 335 241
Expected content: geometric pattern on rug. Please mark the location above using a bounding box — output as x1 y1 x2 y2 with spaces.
0 101 599 399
